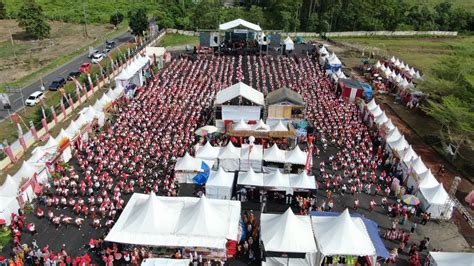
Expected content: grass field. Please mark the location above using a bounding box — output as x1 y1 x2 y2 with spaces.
0 20 122 90
159 34 198 48
333 36 474 74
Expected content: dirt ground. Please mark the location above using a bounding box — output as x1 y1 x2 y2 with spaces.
0 20 111 84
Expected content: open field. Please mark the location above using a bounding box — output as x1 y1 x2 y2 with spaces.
0 20 116 89
332 36 474 74
159 33 198 48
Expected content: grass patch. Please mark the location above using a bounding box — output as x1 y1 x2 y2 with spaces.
333 36 474 74
159 34 198 47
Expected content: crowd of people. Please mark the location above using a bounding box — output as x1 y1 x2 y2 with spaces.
1 49 439 265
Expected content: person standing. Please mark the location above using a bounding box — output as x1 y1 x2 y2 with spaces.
354 199 360 210
369 199 376 212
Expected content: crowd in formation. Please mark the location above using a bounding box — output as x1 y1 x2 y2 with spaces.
1 52 434 265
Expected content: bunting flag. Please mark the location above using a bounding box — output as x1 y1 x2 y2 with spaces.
3 144 15 162
51 106 58 124
76 86 82 104
42 118 49 132
60 99 67 117
68 94 74 110
19 135 27 151
87 73 94 92
31 124 38 141
108 54 115 69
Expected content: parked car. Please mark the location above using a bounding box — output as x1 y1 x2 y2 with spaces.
102 48 111 55
88 48 99 58
91 53 104 64
79 63 91 73
25 91 44 106
67 71 81 80
48 77 66 91
105 40 115 47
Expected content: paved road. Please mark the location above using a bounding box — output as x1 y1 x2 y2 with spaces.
0 31 134 121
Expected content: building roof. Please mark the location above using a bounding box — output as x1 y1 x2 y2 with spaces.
266 87 304 106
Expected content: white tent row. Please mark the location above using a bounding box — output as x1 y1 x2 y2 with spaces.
232 119 286 132
263 144 310 166
418 183 454 219
237 168 316 191
105 193 241 250
115 55 149 92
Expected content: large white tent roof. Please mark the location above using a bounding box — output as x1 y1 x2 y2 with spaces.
290 171 316 190
13 161 39 182
215 82 264 106
218 142 241 160
261 208 317 253
429 252 474 266
366 99 377 111
105 193 241 249
0 175 19 197
237 168 263 187
196 142 221 160
311 209 376 256
240 144 263 160
219 19 262 31
263 144 286 163
175 153 204 172
206 167 234 188
420 183 449 205
263 169 290 189
285 146 308 165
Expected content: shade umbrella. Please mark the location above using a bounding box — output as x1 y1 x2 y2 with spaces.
194 125 218 136
401 194 420 206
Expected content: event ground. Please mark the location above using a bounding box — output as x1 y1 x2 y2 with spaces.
1 44 471 265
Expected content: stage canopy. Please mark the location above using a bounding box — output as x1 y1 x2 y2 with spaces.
266 87 304 106
105 193 241 249
261 208 317 265
215 82 264 106
219 19 262 31
311 209 376 260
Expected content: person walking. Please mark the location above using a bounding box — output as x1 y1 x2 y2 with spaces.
354 199 360 210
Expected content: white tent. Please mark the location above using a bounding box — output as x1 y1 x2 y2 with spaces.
206 167 234 200
0 195 20 225
375 112 388 126
255 119 270 131
233 119 251 131
272 120 288 131
290 171 316 190
261 208 317 266
311 209 376 265
327 53 342 66
0 175 19 197
370 105 383 118
285 146 308 165
418 183 453 219
13 161 39 183
318 46 328 55
374 61 381 69
284 37 294 51
428 252 474 266
175 152 203 172
105 193 241 249
386 128 402 143
401 146 418 166
196 142 221 161
74 113 88 128
418 169 439 189
65 120 81 137
56 128 73 142
141 258 191 266
237 168 263 187
263 144 286 163
42 136 59 151
411 156 428 177
383 119 395 132
240 144 263 171
219 18 262 31
263 169 290 190
215 82 264 106
218 142 241 171
366 99 377 111
28 147 46 166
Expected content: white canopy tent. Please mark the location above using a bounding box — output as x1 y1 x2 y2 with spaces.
13 161 39 183
215 82 264 106
284 37 294 51
219 19 262 31
311 209 376 265
141 258 191 266
0 195 20 225
115 55 149 92
105 193 241 249
263 144 286 164
218 142 241 171
215 82 264 122
233 119 252 131
418 169 439 189
290 171 317 190
427 252 474 266
237 168 264 187
205 167 235 200
240 144 263 171
175 153 215 183
411 156 428 177
195 142 221 167
263 169 290 190
285 146 309 165
261 208 317 266
418 183 453 219
272 120 288 131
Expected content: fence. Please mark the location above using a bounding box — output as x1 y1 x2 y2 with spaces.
0 29 167 172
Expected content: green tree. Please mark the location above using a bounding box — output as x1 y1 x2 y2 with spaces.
128 8 148 36
0 1 6 19
423 96 474 159
109 11 124 28
17 0 51 39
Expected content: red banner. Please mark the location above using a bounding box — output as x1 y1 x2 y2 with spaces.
3 145 15 162
60 101 67 117
31 126 38 141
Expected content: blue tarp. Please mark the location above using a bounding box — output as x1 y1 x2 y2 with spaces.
361 83 373 100
193 162 210 185
310 211 389 259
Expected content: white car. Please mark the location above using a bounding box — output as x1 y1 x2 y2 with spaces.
25 91 44 106
91 53 104 64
